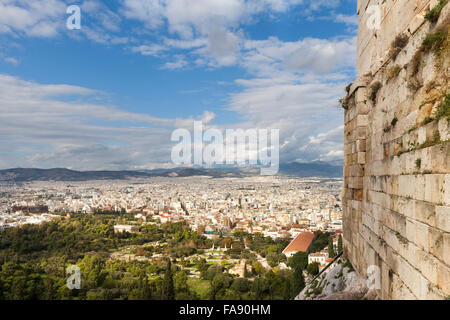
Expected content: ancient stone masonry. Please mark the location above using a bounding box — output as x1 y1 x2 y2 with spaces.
343 0 450 299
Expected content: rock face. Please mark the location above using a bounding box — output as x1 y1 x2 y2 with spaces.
295 263 377 300
343 1 449 300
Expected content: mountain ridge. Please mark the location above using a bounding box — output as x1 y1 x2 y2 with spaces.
0 162 343 182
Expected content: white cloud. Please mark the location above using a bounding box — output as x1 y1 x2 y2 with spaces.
335 13 358 26
0 0 354 168
121 0 167 30
123 0 353 70
296 125 344 161
0 0 130 45
161 55 188 69
76 0 131 45
207 29 240 66
241 36 356 76
284 37 355 73
219 35 354 163
225 76 347 163
4 56 19 65
82 0 123 32
0 73 217 170
0 69 347 169
121 0 341 38
132 44 167 56
0 0 66 37
163 37 208 49
0 52 20 65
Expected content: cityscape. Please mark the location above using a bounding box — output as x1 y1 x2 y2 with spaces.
0 175 348 300
0 176 343 235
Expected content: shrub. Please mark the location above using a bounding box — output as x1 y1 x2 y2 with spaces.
306 262 320 276
415 158 422 169
387 65 402 80
343 259 354 272
408 77 423 93
425 0 449 23
436 93 450 120
340 97 349 110
391 34 409 60
345 83 353 94
409 27 448 87
410 50 423 77
423 116 434 125
391 117 398 127
433 130 441 144
370 81 382 104
422 29 448 54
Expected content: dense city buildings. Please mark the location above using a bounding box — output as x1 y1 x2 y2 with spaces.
0 175 346 300
0 176 343 238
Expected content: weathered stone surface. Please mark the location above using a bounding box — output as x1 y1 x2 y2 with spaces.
343 0 449 300
295 262 377 300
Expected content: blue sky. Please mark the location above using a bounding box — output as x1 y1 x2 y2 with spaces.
0 0 357 170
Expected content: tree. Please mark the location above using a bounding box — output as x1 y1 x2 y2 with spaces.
267 245 278 255
139 276 152 300
291 267 305 298
328 237 336 258
306 262 320 276
196 258 208 274
204 265 223 281
231 278 250 293
309 230 331 253
210 273 232 300
338 235 343 253
252 261 265 276
135 247 146 256
264 270 285 299
251 277 268 299
162 260 175 300
266 253 281 268
287 252 308 270
78 255 106 289
243 261 250 278
283 277 292 300
221 237 232 249
174 270 189 293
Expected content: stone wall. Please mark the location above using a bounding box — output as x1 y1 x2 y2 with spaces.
343 0 449 299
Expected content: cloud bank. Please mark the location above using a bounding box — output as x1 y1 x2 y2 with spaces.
0 0 355 169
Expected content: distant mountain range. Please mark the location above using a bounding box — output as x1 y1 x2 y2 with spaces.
0 168 242 182
0 162 342 182
279 161 343 178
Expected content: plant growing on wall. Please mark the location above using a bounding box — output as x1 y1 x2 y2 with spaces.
370 81 382 104
391 34 409 60
436 93 450 120
415 158 422 169
387 65 402 81
425 0 449 23
408 26 449 93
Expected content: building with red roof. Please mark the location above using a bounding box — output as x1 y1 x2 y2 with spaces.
282 231 315 258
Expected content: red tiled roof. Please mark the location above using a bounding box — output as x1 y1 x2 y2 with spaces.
282 232 315 254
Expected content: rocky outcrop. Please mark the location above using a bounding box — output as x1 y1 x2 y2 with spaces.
295 262 378 300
